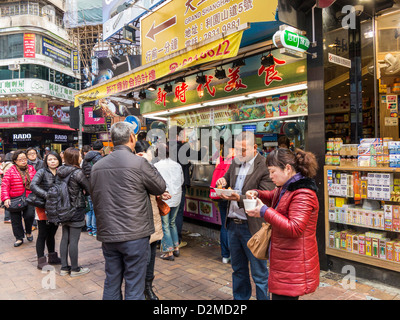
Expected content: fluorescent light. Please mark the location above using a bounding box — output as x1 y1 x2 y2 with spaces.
247 83 307 99
145 116 167 121
203 95 251 107
146 104 203 117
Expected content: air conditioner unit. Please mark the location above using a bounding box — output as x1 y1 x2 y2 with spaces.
8 64 20 71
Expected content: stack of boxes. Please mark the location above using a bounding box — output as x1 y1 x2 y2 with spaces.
329 229 400 262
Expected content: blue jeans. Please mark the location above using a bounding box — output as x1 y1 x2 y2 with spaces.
161 206 179 252
86 196 96 233
227 219 269 300
218 200 230 258
102 237 149 300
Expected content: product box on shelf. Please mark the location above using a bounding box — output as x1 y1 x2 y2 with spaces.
386 241 394 261
359 234 366 255
379 238 387 260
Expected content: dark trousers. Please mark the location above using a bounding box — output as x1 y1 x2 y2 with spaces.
102 237 149 300
146 241 157 281
60 225 82 271
227 219 269 300
176 186 186 242
36 220 58 258
218 200 230 258
10 205 35 241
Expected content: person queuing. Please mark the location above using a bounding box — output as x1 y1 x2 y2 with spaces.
1 150 37 247
135 139 165 300
216 131 274 300
1 153 14 223
209 136 235 264
154 143 184 261
245 148 320 300
82 140 104 237
27 147 44 231
90 122 166 300
58 147 91 277
30 151 63 270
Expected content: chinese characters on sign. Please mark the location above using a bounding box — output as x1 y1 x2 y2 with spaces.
24 34 35 58
258 57 286 86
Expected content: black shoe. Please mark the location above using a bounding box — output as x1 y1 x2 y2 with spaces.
160 254 174 261
14 240 23 247
144 277 159 300
173 249 180 257
26 234 33 242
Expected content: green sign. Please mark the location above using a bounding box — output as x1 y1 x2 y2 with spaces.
273 30 310 53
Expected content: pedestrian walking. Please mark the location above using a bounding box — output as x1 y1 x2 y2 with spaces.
81 139 104 237
168 125 208 248
216 131 274 300
57 147 91 277
90 121 166 300
246 148 320 300
1 153 14 223
30 151 63 269
135 139 165 300
154 143 184 261
1 150 36 247
210 136 235 264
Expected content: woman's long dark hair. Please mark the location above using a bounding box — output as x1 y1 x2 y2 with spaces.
267 148 318 178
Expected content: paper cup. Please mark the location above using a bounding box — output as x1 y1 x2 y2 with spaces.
243 199 257 211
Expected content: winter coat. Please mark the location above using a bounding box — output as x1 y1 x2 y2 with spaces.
0 162 13 197
28 159 44 172
56 165 90 225
90 145 166 243
150 195 163 244
255 177 320 297
82 151 103 179
30 168 57 220
1 165 36 201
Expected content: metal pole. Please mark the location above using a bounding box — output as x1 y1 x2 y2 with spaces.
372 14 379 138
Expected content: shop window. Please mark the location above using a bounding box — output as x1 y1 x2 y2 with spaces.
0 34 23 59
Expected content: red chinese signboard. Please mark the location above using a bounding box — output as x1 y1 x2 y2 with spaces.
24 34 35 58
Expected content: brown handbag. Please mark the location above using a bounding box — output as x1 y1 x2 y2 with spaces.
156 196 170 216
247 222 272 260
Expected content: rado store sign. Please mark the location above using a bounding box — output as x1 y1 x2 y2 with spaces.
54 134 68 143
13 133 32 142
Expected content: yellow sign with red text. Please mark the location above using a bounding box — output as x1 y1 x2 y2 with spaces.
74 30 244 107
140 0 278 65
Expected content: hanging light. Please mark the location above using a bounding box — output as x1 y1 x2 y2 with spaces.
214 67 227 80
138 89 146 99
175 76 185 84
232 58 245 68
148 83 157 91
164 83 173 93
261 52 275 67
196 74 207 85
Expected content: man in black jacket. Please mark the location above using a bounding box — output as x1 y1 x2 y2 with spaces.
90 122 166 300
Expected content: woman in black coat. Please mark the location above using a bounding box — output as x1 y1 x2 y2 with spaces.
58 147 91 278
30 151 63 269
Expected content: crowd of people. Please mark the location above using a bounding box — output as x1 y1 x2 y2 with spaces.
0 123 320 301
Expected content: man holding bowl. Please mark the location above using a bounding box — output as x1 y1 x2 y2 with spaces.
216 131 274 300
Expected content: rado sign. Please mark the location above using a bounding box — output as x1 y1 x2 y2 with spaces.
13 133 32 142
54 134 68 142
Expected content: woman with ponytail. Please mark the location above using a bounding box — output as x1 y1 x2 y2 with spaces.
246 148 320 300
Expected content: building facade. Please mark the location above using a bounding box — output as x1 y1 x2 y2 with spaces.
0 0 80 154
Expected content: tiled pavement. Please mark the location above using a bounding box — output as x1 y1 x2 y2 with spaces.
0 209 400 300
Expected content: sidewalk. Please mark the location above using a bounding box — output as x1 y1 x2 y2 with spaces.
0 209 399 300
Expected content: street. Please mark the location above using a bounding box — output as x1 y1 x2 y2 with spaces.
0 208 399 300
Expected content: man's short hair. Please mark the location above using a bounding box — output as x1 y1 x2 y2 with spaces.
92 140 104 151
235 131 256 145
111 122 136 146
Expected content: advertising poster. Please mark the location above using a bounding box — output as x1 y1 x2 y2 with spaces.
23 33 35 58
42 37 72 67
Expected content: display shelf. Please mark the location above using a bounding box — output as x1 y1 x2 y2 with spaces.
326 247 400 272
324 165 400 272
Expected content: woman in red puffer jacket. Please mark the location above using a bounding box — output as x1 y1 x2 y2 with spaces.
1 150 36 247
246 148 320 300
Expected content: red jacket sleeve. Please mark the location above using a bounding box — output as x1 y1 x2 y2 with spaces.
255 189 275 207
263 189 317 238
1 169 11 202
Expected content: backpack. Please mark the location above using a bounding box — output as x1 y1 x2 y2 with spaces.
45 169 77 224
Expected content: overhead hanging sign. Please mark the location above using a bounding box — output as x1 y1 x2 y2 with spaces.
74 30 244 107
140 0 278 65
273 27 310 53
328 53 351 68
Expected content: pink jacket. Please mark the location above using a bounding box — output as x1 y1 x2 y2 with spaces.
1 165 36 201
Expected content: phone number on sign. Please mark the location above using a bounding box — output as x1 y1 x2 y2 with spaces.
169 39 231 73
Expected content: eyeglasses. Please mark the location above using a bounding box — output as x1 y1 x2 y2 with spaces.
27 152 36 155
16 158 27 162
